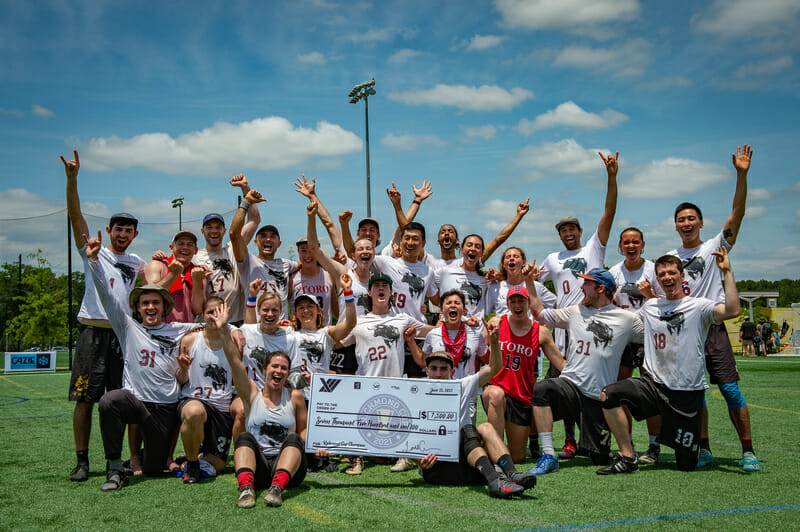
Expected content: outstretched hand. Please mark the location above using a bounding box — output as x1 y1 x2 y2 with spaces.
207 301 231 329
83 230 102 260
60 150 80 180
732 144 753 173
413 180 433 202
295 174 316 199
599 151 619 177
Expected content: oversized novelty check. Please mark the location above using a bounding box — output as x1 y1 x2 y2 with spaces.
305 374 461 462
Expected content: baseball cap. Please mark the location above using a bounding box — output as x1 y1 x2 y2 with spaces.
172 230 197 244
507 285 530 300
358 217 380 231
759 317 766 322
109 212 138 230
129 284 174 316
294 293 322 310
425 351 454 367
577 268 616 294
368 273 392 288
555 217 581 232
256 224 280 238
295 237 309 248
202 213 225 226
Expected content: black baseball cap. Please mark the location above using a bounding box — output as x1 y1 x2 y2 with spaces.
172 230 198 244
109 212 138 230
358 217 380 231
294 293 322 310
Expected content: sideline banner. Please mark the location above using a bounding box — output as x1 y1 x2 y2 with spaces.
4 351 57 373
305 374 461 462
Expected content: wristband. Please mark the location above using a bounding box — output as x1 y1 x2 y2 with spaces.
246 303 256 309
343 290 354 297
412 199 421 206
239 200 251 211
247 296 257 304
344 296 355 304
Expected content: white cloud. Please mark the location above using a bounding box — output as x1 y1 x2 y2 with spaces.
348 27 416 43
552 39 652 77
389 84 534 111
749 188 772 201
31 104 54 118
514 138 610 178
79 116 362 176
746 205 767 218
466 34 506 51
515 101 628 134
788 181 800 193
733 55 793 78
623 158 731 199
382 132 447 151
297 51 327 64
692 0 800 37
463 125 497 140
388 49 422 64
495 0 641 32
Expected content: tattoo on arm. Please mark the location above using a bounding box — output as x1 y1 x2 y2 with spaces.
723 228 733 239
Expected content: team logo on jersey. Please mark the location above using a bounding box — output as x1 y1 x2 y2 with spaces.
150 334 178 357
264 266 288 290
258 421 289 446
459 347 472 367
371 324 400 347
212 258 234 280
248 346 268 366
586 319 613 349
401 272 425 298
659 311 685 335
319 377 341 392
620 282 644 308
357 394 412 449
300 339 325 363
357 294 370 311
114 262 137 284
202 363 228 390
459 280 482 307
563 258 588 278
682 257 705 280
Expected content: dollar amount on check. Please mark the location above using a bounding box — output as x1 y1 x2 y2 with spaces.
305 374 461 462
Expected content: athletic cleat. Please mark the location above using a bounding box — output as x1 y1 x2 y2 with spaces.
528 454 559 476
183 460 200 484
345 456 363 475
390 457 416 472
638 444 660 465
263 484 283 507
558 438 577 459
488 477 525 498
507 470 537 490
237 486 255 508
596 454 639 475
696 448 714 468
100 469 129 491
70 462 89 482
739 452 763 472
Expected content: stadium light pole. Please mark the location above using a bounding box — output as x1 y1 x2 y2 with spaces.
171 196 184 230
349 78 376 218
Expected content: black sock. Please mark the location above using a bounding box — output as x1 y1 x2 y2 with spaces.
76 450 89 464
496 453 517 477
700 438 710 452
474 456 500 483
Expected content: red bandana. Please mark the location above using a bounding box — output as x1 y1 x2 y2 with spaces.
441 322 467 367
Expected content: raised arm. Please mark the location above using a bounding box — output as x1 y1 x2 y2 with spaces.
216 303 257 407
339 210 356 259
722 144 753 245
84 231 128 335
176 333 195 385
522 260 545 317
327 273 356 341
190 265 211 316
481 197 530 263
307 202 348 279
596 151 619 246
230 189 266 262
295 174 343 251
478 330 503 387
230 175 261 244
244 278 260 324
712 247 740 322
145 259 182 291
538 326 564 372
62 150 90 246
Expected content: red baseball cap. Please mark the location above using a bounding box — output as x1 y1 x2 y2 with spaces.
507 285 530 300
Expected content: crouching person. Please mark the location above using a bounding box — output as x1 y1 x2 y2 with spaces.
214 301 326 508
416 330 536 498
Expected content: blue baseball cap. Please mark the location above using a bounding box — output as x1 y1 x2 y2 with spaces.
577 268 616 295
202 213 225 226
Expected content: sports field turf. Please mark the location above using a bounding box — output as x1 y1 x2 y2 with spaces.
1 357 798 531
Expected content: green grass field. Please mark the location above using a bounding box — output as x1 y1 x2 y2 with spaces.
1 357 799 531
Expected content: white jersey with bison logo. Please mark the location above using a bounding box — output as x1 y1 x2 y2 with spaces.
237 253 299 320
246 387 296 457
668 231 731 304
538 232 606 310
343 311 427 377
609 259 663 311
180 330 234 412
78 245 146 322
434 264 490 319
372 255 437 324
239 325 300 390
193 243 244 323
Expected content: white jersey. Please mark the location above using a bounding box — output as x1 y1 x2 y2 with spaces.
78 245 146 321
668 231 731 303
538 304 643 399
372 255 437 323
435 264 490 319
239 324 300 390
291 268 335 326
425 255 460 271
337 269 370 317
88 260 195 403
487 280 556 319
640 297 716 391
237 252 299 319
246 388 296 457
292 327 334 400
422 323 487 379
538 232 606 309
344 311 426 377
180 330 234 412
609 259 662 311
455 372 481 429
193 242 244 323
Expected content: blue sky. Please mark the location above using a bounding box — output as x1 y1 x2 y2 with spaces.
1 0 799 281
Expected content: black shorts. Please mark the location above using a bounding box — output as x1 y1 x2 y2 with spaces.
421 427 485 486
532 377 610 455
503 394 532 426
704 323 739 384
404 338 426 378
235 432 307 489
69 325 124 403
620 343 645 368
602 375 703 471
330 344 357 375
177 399 234 460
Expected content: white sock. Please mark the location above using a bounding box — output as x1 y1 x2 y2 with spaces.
539 432 555 457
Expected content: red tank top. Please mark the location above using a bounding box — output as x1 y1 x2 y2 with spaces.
489 315 539 405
